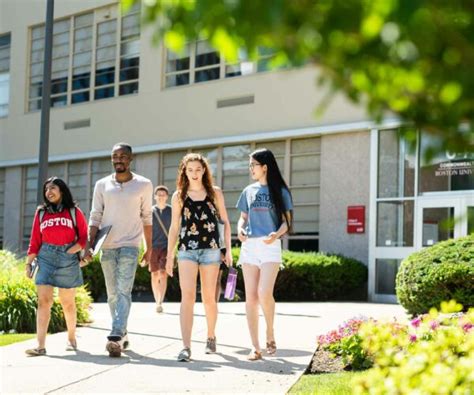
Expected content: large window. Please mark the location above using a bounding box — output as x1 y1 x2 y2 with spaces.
164 43 277 88
419 134 474 193
28 3 140 111
0 33 11 117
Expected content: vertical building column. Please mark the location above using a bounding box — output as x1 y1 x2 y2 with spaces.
3 166 23 252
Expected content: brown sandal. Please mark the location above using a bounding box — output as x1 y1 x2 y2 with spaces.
266 340 277 355
247 349 263 361
25 348 46 356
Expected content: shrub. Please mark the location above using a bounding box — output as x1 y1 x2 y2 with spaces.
275 251 367 301
396 234 474 315
0 250 92 333
82 248 367 302
353 301 474 395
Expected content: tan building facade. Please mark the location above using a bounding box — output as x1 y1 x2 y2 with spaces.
1 1 472 302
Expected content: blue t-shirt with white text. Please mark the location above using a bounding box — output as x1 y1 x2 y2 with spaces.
236 183 293 237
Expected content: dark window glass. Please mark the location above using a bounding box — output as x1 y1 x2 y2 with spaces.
72 91 90 104
165 73 189 87
195 68 219 83
51 95 67 107
94 86 114 100
72 72 90 90
95 66 115 86
120 58 139 82
29 82 42 98
51 77 68 94
119 82 138 96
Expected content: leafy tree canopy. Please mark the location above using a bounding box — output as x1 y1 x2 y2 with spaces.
123 0 474 154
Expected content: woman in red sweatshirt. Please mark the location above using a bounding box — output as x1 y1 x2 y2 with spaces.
25 177 87 356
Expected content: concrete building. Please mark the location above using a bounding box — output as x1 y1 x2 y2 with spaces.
1 0 473 302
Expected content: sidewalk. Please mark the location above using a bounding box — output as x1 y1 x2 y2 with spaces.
1 302 406 394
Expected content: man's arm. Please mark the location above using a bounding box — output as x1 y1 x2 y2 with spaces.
139 181 153 265
82 182 104 264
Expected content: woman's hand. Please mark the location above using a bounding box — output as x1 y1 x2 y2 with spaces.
237 229 248 243
66 243 80 255
165 256 174 277
224 250 233 267
25 263 32 278
263 232 278 244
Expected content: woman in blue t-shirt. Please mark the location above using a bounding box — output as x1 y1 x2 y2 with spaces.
236 148 293 361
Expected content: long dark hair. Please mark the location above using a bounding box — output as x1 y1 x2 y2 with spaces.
39 177 77 212
176 153 217 208
251 148 293 232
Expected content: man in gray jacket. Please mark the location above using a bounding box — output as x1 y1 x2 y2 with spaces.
84 142 152 357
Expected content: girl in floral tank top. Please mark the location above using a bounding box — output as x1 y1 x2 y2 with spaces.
179 196 220 251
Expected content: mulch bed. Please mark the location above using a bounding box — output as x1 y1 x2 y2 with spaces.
306 347 347 374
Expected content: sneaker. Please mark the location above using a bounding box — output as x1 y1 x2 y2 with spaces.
119 333 129 350
205 337 216 354
106 339 122 358
25 347 46 357
177 347 191 362
156 304 163 313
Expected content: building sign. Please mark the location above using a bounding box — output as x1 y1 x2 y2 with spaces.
348 206 365 234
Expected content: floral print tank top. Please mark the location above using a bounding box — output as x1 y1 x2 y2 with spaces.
179 195 220 250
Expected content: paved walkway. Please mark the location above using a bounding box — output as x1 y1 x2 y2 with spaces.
1 302 406 394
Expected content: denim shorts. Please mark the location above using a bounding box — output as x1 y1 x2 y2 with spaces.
177 248 221 265
35 243 83 289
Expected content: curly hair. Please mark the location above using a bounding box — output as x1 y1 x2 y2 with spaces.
176 153 217 208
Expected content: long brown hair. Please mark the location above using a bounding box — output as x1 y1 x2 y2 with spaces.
176 153 217 208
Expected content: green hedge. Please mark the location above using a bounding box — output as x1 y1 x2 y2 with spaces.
83 248 367 302
396 234 474 315
0 250 92 333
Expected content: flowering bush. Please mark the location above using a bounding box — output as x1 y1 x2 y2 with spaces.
317 317 374 370
353 301 474 394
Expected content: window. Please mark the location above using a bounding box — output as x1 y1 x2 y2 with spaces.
161 150 187 193
0 33 11 117
289 138 320 236
164 43 277 88
28 3 140 111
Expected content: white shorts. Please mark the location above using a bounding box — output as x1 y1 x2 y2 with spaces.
238 237 282 267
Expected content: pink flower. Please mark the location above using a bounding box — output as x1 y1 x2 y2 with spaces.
429 320 439 330
410 317 422 328
462 323 473 332
409 334 417 343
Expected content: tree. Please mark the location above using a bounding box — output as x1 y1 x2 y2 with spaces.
124 0 474 154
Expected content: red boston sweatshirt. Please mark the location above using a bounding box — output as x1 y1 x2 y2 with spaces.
27 208 88 255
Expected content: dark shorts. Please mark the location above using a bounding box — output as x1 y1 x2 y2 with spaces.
35 243 83 289
150 247 167 272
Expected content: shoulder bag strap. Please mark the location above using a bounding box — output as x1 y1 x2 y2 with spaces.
153 207 169 238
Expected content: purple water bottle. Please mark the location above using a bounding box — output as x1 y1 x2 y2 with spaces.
224 267 237 300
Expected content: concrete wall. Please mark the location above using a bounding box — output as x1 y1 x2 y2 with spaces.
319 131 371 264
0 0 369 164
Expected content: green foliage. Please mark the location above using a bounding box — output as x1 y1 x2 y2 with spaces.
396 234 474 315
275 252 367 301
0 333 35 347
353 304 474 394
128 0 474 153
82 248 366 302
0 250 92 334
289 371 364 395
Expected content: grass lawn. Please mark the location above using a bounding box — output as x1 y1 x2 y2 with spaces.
0 334 35 347
288 371 365 395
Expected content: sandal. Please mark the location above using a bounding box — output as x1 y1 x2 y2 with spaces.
66 340 77 351
25 348 46 357
266 340 277 355
247 349 263 361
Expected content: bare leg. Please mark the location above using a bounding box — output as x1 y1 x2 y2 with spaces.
242 264 261 352
157 270 168 304
178 261 199 348
58 288 77 344
199 264 220 339
257 263 280 345
151 271 160 305
215 269 223 302
36 285 54 349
